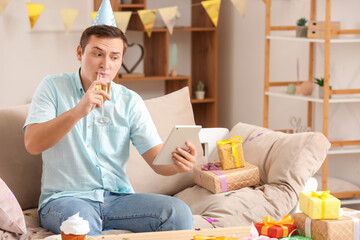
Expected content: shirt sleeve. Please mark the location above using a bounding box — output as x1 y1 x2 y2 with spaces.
129 96 163 155
23 77 57 132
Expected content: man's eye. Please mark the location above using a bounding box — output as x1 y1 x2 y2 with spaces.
94 53 101 57
112 56 118 60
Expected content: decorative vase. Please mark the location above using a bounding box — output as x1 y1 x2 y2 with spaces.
296 26 308 38
318 86 332 99
195 91 205 100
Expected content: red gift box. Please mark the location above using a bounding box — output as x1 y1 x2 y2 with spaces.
255 214 297 238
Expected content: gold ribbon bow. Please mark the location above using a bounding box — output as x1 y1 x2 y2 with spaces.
217 136 242 168
260 214 294 237
309 191 330 219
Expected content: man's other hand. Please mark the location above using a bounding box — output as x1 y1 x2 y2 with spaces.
172 141 197 173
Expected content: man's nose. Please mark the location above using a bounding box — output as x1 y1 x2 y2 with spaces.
100 57 110 70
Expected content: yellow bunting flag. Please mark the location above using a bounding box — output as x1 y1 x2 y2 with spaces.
158 6 178 34
230 0 246 17
91 11 97 21
138 9 156 37
113 11 131 33
201 0 221 27
60 8 78 35
0 0 11 16
262 0 266 4
26 2 45 29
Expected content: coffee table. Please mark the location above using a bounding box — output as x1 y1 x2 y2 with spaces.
96 226 251 240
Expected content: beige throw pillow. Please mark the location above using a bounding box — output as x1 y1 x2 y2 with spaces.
126 87 206 195
0 178 26 234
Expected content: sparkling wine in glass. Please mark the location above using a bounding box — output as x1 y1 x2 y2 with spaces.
95 69 111 126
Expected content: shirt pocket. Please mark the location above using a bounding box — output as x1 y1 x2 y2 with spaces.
96 125 130 159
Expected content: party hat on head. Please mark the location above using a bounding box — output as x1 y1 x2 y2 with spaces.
92 0 117 27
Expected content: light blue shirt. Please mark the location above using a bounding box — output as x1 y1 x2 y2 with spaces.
24 70 162 211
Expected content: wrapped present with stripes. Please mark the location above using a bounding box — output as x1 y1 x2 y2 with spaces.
193 161 260 194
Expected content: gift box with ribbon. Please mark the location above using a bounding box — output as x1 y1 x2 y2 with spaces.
293 208 360 240
217 136 245 170
299 191 340 219
255 214 297 238
279 229 312 239
193 161 260 194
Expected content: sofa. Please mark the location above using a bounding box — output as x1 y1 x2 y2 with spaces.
0 87 331 239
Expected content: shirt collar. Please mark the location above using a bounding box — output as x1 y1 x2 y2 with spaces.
75 68 84 96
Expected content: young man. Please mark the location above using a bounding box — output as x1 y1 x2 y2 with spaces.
24 25 196 235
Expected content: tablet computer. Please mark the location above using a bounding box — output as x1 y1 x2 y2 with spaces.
152 125 202 165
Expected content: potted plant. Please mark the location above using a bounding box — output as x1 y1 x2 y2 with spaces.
314 77 331 98
195 81 205 99
296 18 308 38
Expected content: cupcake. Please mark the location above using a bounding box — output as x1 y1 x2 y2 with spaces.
60 213 90 240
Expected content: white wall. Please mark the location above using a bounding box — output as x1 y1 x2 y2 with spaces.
218 0 360 194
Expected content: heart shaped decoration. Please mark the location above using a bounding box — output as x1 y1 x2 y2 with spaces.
122 43 145 73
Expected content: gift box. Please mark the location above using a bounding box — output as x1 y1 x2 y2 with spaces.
217 136 245 170
255 214 297 238
279 229 312 239
293 208 360 240
299 191 340 219
193 161 260 194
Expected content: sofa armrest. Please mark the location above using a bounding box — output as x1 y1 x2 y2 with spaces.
199 128 229 161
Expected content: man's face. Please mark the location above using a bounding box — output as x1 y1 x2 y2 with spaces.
76 35 124 87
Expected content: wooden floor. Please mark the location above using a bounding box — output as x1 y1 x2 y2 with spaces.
94 227 251 240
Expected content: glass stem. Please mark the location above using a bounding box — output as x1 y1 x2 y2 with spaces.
101 102 105 117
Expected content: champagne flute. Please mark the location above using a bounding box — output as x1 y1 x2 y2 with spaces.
95 69 112 126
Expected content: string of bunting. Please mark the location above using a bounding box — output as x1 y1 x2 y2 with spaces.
0 0 249 36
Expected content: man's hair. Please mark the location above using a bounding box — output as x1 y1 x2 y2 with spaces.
79 25 128 55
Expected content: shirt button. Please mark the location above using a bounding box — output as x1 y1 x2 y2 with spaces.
87 144 90 148
88 125 91 129
103 174 105 178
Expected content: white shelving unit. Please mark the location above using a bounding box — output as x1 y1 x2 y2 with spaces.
263 0 360 201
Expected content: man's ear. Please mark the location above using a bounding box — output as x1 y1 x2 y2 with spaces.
76 45 82 61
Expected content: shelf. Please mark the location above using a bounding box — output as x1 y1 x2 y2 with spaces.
328 146 360 155
341 198 360 205
267 35 360 43
114 75 190 83
116 4 145 9
265 91 360 103
191 98 216 104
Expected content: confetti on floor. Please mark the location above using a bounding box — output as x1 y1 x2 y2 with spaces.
207 218 215 223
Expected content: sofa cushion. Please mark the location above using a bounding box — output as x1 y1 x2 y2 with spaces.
0 104 41 210
0 178 26 234
177 122 330 227
127 87 206 195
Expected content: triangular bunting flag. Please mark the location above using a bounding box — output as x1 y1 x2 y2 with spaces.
93 0 117 27
0 0 11 16
201 0 221 27
138 9 156 37
158 6 178 34
231 0 246 17
26 2 45 29
114 11 131 33
91 11 97 21
262 0 266 4
60 8 78 35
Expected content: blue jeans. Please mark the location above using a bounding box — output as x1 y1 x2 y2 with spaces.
39 191 193 236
